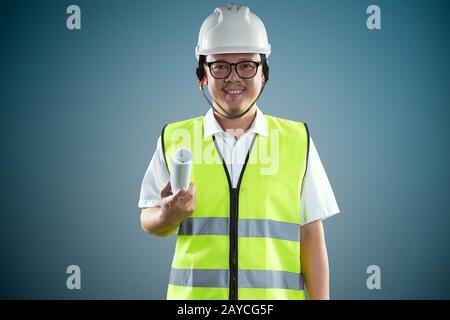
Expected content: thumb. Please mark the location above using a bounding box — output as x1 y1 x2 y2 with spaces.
160 181 172 199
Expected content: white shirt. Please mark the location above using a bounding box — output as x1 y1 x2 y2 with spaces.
138 106 340 226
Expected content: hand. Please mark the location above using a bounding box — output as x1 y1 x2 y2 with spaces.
159 181 196 226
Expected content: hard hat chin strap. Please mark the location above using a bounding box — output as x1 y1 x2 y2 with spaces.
200 82 266 120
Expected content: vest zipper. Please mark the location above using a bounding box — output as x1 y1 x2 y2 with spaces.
229 188 239 300
213 135 257 300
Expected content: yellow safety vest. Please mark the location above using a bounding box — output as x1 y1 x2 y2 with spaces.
161 114 309 300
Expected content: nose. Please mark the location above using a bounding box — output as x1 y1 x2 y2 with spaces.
225 65 241 82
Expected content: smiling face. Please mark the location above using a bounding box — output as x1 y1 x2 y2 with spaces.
204 53 265 117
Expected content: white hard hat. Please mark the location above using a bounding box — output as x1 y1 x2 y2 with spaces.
195 4 271 60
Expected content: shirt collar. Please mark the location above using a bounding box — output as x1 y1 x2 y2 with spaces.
203 105 269 139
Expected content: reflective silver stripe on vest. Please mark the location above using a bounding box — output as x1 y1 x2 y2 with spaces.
179 217 229 236
239 219 299 242
170 268 304 290
179 217 299 242
169 268 229 287
239 270 304 290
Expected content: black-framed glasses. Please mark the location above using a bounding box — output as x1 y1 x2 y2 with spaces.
205 60 262 79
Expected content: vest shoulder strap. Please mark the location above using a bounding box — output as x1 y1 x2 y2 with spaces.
264 114 310 179
161 115 205 173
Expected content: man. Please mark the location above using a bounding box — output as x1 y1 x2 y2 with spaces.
138 4 340 300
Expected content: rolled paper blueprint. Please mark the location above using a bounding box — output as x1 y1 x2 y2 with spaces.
170 147 192 194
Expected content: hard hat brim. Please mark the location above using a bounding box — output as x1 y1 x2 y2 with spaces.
196 45 271 60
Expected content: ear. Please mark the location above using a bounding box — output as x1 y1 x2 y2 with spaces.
199 74 208 90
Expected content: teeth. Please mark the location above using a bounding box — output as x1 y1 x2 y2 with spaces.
226 90 243 94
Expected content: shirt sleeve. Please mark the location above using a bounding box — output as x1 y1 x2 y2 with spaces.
138 135 170 208
300 136 340 226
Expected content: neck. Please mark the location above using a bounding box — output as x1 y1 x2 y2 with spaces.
213 106 257 139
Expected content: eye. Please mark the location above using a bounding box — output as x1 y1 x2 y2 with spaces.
212 63 228 70
240 62 255 69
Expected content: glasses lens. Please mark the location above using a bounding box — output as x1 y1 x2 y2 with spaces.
210 62 231 78
209 61 260 79
237 62 258 78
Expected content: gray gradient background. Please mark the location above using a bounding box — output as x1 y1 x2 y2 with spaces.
0 0 449 299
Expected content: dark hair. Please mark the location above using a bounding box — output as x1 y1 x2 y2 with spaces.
196 54 270 83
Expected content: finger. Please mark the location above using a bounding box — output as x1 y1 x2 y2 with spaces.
172 188 186 203
187 182 196 195
185 199 196 213
180 192 193 203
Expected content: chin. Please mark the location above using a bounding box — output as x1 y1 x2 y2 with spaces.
229 107 242 116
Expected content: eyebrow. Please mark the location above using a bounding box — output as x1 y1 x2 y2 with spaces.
207 57 257 63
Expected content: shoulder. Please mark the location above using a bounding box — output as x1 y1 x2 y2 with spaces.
264 114 309 136
163 115 205 133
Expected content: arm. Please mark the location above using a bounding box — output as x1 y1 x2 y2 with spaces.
140 206 178 237
300 219 330 300
140 181 196 237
